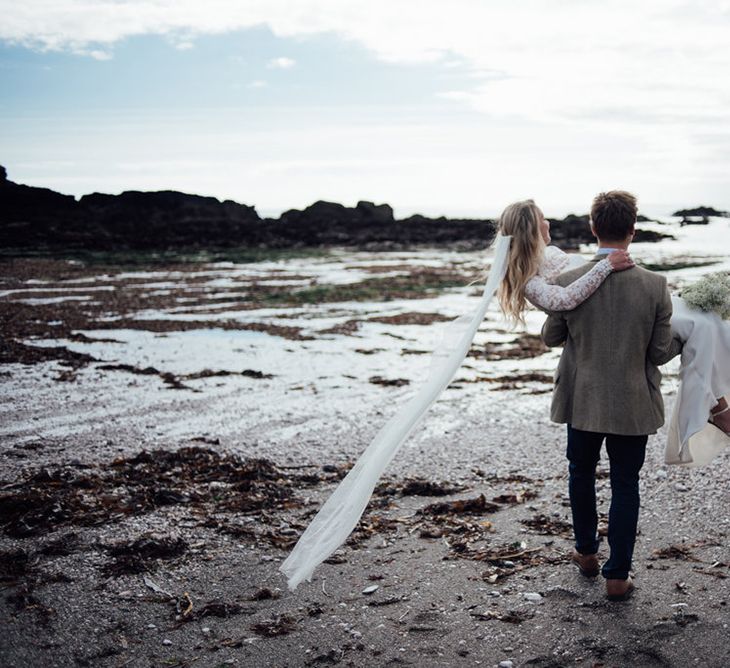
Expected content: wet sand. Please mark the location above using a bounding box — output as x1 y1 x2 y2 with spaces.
2 222 730 667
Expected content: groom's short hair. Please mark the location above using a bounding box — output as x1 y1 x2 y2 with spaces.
590 190 637 241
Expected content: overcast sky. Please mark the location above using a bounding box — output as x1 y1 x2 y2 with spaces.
1 1 729 217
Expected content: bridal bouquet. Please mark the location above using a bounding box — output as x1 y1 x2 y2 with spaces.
681 271 730 319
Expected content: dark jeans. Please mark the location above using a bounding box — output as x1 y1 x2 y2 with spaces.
566 425 647 580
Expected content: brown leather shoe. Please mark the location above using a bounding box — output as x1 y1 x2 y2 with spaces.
606 577 635 601
571 549 600 577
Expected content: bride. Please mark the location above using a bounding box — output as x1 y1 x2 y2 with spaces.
498 198 730 465
280 198 730 590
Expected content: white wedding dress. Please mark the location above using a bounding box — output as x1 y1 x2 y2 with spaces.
526 246 730 468
664 297 730 466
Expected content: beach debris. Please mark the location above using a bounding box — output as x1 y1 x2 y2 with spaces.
102 535 188 576
0 339 98 367
470 610 533 624
251 613 298 637
97 363 193 390
650 544 700 562
491 490 538 505
366 595 408 607
369 375 410 387
318 319 361 336
375 478 467 498
249 588 280 601
522 592 543 604
418 494 501 517
143 576 174 598
191 601 251 620
38 532 84 557
176 592 194 619
521 513 574 538
362 585 379 595
347 515 401 546
100 364 275 389
367 312 453 326
471 333 549 361
0 447 333 539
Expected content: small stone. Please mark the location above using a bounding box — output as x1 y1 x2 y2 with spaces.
674 483 688 492
522 592 543 603
147 623 156 629
202 627 211 634
162 639 173 646
502 560 515 568
655 469 668 480
499 661 514 668
362 585 379 595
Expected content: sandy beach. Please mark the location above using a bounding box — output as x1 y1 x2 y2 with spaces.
2 219 730 667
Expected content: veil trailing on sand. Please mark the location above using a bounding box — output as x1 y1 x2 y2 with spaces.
280 234 512 590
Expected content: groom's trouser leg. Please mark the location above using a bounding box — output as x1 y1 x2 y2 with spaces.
566 425 602 555
602 434 648 580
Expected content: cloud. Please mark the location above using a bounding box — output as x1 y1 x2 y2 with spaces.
267 56 295 69
86 49 112 61
1 1 729 138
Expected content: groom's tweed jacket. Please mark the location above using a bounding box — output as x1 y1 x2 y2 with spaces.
542 255 682 435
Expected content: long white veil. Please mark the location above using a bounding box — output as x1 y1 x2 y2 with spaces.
280 234 512 590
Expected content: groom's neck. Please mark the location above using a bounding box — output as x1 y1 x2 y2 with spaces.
596 238 631 251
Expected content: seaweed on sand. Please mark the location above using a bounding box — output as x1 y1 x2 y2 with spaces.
0 447 336 538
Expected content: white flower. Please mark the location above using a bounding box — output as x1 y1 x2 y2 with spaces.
681 272 730 319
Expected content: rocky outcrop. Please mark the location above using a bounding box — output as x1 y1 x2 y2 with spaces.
0 167 261 250
270 203 495 249
0 166 675 252
77 190 261 249
672 206 728 218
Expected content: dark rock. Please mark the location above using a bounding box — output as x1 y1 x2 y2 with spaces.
672 206 728 218
0 165 260 250
679 216 710 226
547 213 673 249
0 165 672 251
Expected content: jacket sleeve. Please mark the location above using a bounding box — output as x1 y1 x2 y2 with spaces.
647 278 682 365
542 311 568 347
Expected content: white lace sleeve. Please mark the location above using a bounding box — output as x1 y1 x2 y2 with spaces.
525 258 613 312
540 245 572 281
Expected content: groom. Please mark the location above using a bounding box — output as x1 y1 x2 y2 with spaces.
542 190 682 601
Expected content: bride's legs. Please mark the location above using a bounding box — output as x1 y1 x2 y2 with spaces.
710 397 730 434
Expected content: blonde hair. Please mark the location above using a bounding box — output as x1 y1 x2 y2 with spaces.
497 199 546 326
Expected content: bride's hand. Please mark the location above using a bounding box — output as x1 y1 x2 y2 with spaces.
607 250 634 271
